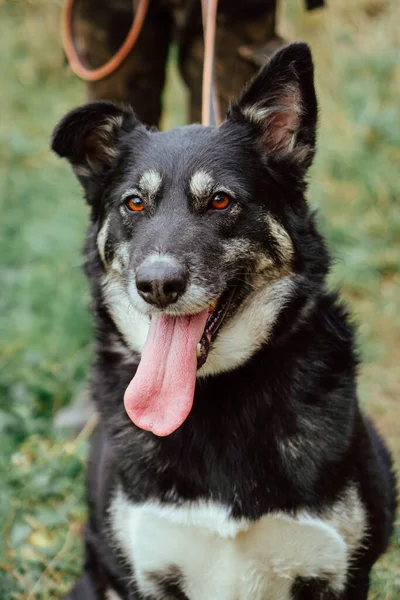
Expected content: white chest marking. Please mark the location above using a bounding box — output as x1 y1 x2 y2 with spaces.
109 487 366 600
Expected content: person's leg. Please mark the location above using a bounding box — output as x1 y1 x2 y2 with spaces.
178 0 284 123
72 0 173 126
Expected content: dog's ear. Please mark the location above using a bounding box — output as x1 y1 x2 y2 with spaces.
51 101 139 186
227 42 317 170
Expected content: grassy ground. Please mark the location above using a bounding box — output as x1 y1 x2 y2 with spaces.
0 0 399 598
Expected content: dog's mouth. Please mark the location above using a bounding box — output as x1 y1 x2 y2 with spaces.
123 285 236 437
196 286 236 369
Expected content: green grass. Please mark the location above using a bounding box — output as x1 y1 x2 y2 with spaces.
0 0 399 597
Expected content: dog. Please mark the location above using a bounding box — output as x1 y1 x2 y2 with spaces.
52 42 396 600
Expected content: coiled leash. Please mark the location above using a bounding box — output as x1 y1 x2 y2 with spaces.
61 0 221 127
61 0 150 83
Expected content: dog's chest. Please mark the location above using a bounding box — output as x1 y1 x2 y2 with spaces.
109 488 366 600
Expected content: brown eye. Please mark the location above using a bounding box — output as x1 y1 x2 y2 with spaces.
126 196 144 212
211 193 231 210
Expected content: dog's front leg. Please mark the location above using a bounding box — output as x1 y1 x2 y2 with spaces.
64 523 139 600
341 570 370 600
65 573 140 600
291 570 370 600
65 572 102 600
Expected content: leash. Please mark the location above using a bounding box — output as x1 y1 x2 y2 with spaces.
200 0 220 127
61 0 220 127
61 0 150 83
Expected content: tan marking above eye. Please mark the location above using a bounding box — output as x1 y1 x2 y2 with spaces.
189 170 214 200
139 170 162 197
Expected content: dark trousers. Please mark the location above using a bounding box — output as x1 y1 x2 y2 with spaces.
72 0 282 126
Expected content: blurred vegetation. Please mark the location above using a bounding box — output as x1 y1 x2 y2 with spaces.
0 0 399 598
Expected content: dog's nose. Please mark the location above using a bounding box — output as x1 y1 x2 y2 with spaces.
136 258 187 308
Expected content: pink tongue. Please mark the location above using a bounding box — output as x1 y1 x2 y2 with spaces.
124 309 209 436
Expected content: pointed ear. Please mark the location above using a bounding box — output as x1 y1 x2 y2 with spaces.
51 101 139 186
227 42 317 169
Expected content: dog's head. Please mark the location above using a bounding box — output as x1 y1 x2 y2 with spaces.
52 43 327 435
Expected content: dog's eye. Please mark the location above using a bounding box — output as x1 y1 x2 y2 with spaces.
126 196 144 212
210 193 231 211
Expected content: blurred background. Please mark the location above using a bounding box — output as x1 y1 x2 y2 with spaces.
0 0 399 598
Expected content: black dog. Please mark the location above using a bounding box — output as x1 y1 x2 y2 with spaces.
52 43 396 600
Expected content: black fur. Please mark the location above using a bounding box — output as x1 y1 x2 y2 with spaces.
52 43 396 600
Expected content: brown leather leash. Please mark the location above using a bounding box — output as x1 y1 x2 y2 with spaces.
61 0 150 83
200 0 220 127
61 0 221 127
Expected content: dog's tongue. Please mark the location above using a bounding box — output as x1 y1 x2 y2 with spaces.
124 309 209 436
